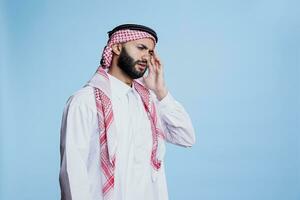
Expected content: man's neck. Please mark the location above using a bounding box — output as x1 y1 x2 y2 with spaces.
107 65 133 87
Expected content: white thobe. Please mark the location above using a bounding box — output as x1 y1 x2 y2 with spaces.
59 74 195 200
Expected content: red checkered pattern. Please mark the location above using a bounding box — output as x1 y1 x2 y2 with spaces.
101 29 156 68
94 88 115 198
133 81 163 170
93 68 164 200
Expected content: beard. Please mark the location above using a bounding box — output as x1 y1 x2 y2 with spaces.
117 47 148 79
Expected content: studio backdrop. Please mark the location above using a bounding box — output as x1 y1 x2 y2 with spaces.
0 0 299 199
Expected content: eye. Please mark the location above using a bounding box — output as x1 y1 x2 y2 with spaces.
137 46 145 50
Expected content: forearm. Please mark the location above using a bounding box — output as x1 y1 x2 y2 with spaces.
157 92 196 147
153 85 168 101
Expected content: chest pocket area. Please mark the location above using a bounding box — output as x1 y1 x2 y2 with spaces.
132 110 153 164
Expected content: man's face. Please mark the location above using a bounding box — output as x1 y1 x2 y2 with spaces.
117 38 155 79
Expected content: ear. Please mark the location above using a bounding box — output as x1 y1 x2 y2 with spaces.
112 43 122 56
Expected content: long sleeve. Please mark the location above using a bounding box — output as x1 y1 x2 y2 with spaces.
156 92 196 147
59 94 97 200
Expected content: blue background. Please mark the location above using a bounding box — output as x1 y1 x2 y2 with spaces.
1 0 299 199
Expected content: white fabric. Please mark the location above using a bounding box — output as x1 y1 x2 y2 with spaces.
59 74 195 200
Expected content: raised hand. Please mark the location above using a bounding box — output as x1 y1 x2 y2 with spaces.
143 52 168 100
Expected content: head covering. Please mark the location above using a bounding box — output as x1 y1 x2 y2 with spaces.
108 24 158 42
100 24 158 68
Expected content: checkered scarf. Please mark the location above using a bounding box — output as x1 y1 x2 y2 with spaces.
88 29 164 200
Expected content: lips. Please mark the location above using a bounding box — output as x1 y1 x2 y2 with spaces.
137 63 147 70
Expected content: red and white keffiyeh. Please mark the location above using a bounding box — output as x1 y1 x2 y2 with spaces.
88 29 164 200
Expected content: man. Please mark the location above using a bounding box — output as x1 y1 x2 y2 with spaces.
59 24 195 200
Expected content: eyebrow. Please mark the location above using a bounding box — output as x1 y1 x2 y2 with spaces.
138 44 154 54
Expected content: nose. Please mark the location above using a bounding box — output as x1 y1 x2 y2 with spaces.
141 52 151 62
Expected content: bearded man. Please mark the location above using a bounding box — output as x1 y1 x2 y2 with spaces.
59 24 195 200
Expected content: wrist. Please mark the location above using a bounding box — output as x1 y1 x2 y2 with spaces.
154 86 168 101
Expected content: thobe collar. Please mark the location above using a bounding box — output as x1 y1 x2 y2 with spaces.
107 73 133 99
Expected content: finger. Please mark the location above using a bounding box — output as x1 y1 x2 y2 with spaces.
153 51 162 72
153 51 161 63
148 56 155 74
150 55 158 73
